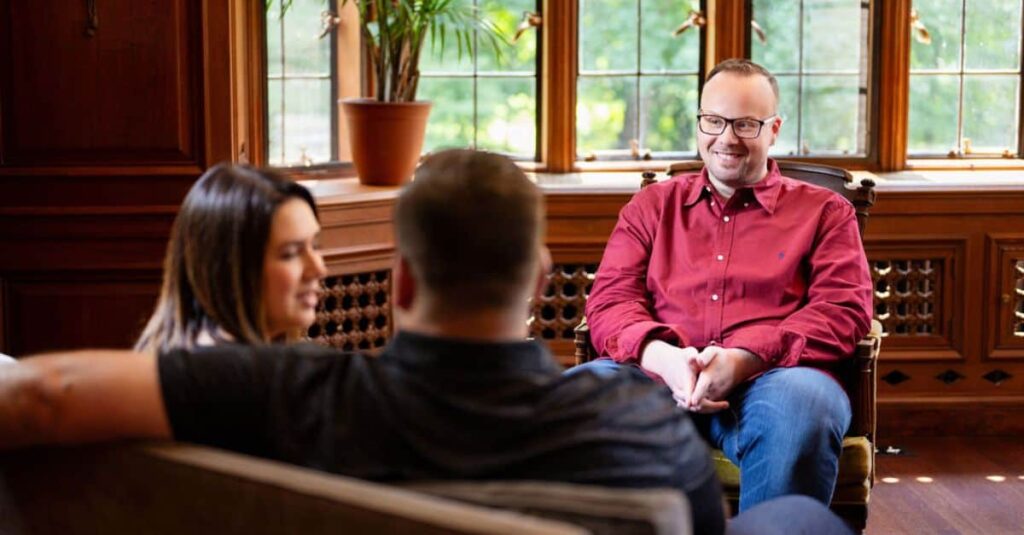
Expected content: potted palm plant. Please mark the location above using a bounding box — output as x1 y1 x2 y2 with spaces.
340 0 505 186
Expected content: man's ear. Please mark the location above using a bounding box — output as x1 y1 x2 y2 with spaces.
769 115 783 145
532 246 553 300
394 255 416 311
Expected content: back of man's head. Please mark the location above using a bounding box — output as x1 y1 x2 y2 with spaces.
395 149 544 312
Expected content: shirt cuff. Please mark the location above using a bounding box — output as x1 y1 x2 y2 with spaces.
725 326 806 368
604 321 690 363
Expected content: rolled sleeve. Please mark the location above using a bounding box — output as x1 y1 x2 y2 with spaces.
724 325 807 368
604 322 692 363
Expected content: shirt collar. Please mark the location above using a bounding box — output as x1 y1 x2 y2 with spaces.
680 158 783 214
384 331 561 374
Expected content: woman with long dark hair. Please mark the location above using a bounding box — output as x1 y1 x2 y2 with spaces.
135 163 326 353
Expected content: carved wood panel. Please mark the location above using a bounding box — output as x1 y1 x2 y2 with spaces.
307 271 391 352
871 259 941 337
0 0 202 166
529 264 598 341
865 239 966 360
986 236 1024 359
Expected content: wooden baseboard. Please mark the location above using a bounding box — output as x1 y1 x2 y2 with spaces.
878 396 1024 438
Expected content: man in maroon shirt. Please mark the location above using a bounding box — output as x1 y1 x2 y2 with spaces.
579 59 874 512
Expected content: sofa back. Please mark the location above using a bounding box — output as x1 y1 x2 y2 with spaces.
0 442 584 535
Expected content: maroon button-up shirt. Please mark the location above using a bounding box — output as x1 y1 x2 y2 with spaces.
586 160 873 372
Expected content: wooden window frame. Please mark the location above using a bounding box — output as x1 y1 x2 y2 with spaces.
244 0 1024 177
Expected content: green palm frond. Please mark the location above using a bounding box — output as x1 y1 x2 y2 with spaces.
342 0 508 102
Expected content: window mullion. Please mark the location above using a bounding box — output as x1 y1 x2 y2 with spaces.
541 0 578 172
877 0 910 171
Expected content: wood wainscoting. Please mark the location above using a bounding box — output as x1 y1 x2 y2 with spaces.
307 185 1024 439
0 0 254 354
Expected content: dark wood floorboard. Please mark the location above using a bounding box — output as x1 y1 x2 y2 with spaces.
865 436 1024 534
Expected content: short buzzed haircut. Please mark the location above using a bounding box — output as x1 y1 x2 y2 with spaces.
706 58 779 108
395 149 544 311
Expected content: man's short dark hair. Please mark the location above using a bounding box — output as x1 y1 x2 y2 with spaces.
706 58 780 106
395 149 543 311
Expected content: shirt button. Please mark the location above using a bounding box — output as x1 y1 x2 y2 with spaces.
716 254 724 261
711 294 719 301
743 202 750 207
723 216 730 222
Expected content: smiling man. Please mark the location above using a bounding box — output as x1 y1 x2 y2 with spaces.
579 59 874 512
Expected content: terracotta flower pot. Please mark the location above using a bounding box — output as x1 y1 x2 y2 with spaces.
341 98 432 187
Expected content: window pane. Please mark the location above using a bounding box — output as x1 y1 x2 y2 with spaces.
578 0 701 159
801 75 861 155
751 0 800 73
962 75 1019 151
640 0 700 73
281 79 332 164
477 77 536 156
267 3 283 77
419 77 475 151
964 0 1022 70
771 75 800 155
802 0 861 72
908 74 960 154
908 0 1023 156
418 1 538 159
419 0 475 74
282 0 332 76
640 76 698 153
910 0 964 71
751 0 867 156
577 77 637 155
267 0 334 167
579 0 638 72
478 0 537 73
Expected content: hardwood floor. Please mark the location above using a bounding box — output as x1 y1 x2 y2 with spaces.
865 436 1024 534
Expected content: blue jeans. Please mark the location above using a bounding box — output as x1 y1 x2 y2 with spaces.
570 360 851 512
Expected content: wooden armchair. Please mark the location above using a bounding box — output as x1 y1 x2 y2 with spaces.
573 160 881 532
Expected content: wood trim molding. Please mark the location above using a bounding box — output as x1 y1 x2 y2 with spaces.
241 0 267 166
541 0 577 172
705 0 749 70
878 395 1024 437
876 0 911 172
0 276 7 354
202 0 248 166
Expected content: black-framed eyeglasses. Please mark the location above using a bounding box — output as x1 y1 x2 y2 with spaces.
697 113 777 139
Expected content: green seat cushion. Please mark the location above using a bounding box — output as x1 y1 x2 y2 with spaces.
713 436 873 491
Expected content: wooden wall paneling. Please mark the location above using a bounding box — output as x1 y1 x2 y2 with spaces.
864 236 968 361
0 0 202 166
4 271 162 356
985 235 1024 360
540 0 577 172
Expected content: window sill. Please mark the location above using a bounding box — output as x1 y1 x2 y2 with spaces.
868 169 1024 191
906 158 1024 171
303 167 1024 208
